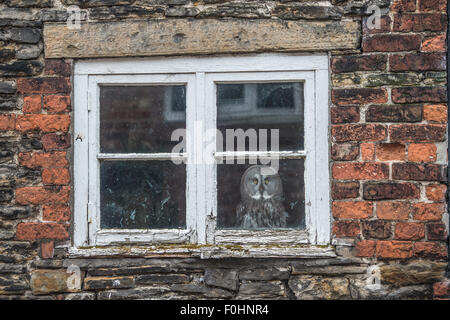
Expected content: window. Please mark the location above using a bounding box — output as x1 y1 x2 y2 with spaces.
73 54 330 249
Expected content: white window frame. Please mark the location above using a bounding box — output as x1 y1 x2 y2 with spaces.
73 54 330 249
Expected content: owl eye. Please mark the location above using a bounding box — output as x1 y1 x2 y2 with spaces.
252 178 258 185
264 178 269 185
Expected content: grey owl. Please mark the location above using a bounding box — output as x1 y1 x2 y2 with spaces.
236 165 288 229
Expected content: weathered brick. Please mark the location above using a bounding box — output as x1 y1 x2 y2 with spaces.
376 240 414 259
360 143 375 161
395 222 425 240
413 203 444 221
16 114 70 132
408 143 437 162
434 280 450 298
332 201 373 219
362 220 391 239
332 88 388 106
0 114 15 130
426 223 447 241
391 87 447 104
42 168 70 185
355 240 376 257
17 77 71 94
15 186 70 205
43 95 70 113
333 221 360 237
363 15 391 34
422 35 446 52
16 222 68 240
377 202 412 220
393 13 446 32
40 241 54 259
392 0 416 12
331 143 359 161
418 0 447 12
365 73 420 87
390 53 446 72
426 184 447 202
332 124 387 142
423 104 447 123
44 59 71 77
366 105 422 122
364 183 420 200
42 133 71 151
332 181 360 200
392 163 444 181
390 124 446 142
19 151 68 168
331 106 359 123
376 143 406 161
363 34 421 52
43 205 71 222
414 242 447 260
333 163 389 180
22 95 41 113
331 55 387 73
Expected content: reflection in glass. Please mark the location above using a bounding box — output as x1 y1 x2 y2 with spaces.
217 160 305 229
100 161 186 229
217 82 304 151
100 85 186 154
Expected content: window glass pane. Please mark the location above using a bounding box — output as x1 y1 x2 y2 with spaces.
100 85 186 153
100 161 186 229
216 160 305 229
217 82 304 151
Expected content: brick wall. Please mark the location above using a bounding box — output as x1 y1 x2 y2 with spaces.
0 0 449 300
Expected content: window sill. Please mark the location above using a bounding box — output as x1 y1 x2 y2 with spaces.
68 244 336 259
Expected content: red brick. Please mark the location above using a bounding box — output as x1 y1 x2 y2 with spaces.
408 143 437 162
40 241 54 259
434 280 450 297
15 186 70 205
19 151 68 169
390 53 446 72
419 0 447 12
42 133 71 151
426 184 447 202
377 202 411 220
16 222 68 241
414 242 447 259
16 114 70 132
42 167 70 185
44 59 71 77
361 143 375 161
332 163 389 180
332 221 360 237
331 55 387 73
23 95 41 113
392 0 416 12
43 95 71 113
395 222 425 240
332 201 373 219
393 13 446 32
376 240 414 259
413 203 445 221
17 77 71 94
427 223 448 240
423 104 447 123
331 143 359 161
390 124 446 142
332 181 360 200
43 205 71 222
332 88 388 106
331 106 359 124
391 87 447 104
332 124 387 142
362 34 421 52
392 163 444 181
363 15 392 34
364 183 420 200
0 114 15 131
422 35 446 52
376 143 405 161
355 240 376 257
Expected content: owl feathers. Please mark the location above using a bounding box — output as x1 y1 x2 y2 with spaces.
235 165 288 229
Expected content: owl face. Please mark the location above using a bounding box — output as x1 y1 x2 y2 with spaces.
240 165 283 201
